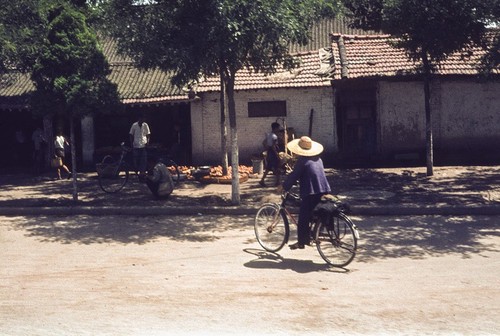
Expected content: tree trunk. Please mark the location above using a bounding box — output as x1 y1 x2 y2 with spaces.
69 114 78 201
225 72 240 205
219 75 229 176
422 51 434 177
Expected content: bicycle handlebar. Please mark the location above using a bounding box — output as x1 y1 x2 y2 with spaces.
120 142 131 153
281 189 300 204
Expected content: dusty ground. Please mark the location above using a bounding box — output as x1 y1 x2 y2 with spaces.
0 165 499 209
1 214 499 335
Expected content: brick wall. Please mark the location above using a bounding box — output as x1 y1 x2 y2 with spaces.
190 87 336 165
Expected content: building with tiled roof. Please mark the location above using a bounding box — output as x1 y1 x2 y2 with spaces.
190 48 337 164
101 39 190 105
0 18 367 109
196 50 333 93
2 19 498 169
328 33 500 164
330 33 499 80
0 39 190 110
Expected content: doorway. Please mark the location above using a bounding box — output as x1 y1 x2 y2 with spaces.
336 84 377 164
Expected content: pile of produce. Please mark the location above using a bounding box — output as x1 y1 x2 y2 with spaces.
208 165 254 177
166 165 256 183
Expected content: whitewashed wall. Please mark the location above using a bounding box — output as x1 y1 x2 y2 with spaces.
190 87 336 165
378 79 500 155
439 81 500 149
378 81 426 153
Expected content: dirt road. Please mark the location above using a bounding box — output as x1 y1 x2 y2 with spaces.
1 214 499 335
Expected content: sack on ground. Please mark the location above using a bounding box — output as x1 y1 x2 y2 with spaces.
51 157 62 168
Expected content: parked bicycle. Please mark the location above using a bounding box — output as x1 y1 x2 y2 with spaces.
96 142 180 193
254 189 359 267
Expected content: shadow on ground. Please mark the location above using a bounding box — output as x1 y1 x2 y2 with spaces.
242 248 347 274
13 214 250 245
9 213 499 268
330 166 500 206
355 215 500 262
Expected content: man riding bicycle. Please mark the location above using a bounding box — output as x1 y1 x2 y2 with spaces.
277 136 331 250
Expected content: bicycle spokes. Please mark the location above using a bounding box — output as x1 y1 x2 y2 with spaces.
254 204 289 252
315 213 357 267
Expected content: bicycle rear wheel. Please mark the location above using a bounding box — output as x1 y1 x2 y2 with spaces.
98 168 129 193
254 203 289 252
314 212 357 267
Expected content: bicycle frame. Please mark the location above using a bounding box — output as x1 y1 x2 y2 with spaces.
254 189 358 267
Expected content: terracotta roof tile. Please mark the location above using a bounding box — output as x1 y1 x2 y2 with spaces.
196 50 332 93
331 33 500 80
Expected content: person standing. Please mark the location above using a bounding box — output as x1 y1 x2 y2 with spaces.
31 127 46 175
129 114 151 179
54 131 71 180
259 122 282 187
278 136 331 250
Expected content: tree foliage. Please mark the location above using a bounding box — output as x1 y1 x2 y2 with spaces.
105 0 340 85
33 2 119 200
103 0 340 203
0 0 46 74
31 2 118 118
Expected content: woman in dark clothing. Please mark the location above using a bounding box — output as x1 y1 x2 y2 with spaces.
278 136 331 250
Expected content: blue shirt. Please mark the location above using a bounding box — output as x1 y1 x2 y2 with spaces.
283 156 331 198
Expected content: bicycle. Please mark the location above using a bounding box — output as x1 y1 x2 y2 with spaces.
254 189 360 267
96 142 180 193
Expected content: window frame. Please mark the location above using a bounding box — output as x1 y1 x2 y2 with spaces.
248 100 287 118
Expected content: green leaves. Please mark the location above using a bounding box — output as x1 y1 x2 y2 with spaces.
31 2 119 117
343 0 498 69
0 0 45 73
104 0 339 86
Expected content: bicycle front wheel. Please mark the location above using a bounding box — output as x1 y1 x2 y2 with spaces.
98 169 129 193
314 212 357 267
254 203 289 252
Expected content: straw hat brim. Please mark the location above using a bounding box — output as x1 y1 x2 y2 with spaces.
286 138 324 157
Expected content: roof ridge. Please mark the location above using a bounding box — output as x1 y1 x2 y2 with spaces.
289 50 322 57
330 33 392 41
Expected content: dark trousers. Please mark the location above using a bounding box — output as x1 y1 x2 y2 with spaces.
132 148 147 173
297 194 322 245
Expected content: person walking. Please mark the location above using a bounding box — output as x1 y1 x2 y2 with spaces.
129 114 151 180
278 136 331 250
54 131 71 180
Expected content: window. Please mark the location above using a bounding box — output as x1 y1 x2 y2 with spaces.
248 101 287 118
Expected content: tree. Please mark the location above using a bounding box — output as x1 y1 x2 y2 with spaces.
343 0 499 176
104 0 340 204
31 1 119 201
0 0 45 77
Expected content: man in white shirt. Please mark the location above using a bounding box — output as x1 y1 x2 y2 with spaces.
129 114 151 178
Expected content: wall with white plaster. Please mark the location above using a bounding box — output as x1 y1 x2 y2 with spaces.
190 86 336 165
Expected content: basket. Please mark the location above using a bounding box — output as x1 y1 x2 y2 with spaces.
96 156 119 178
